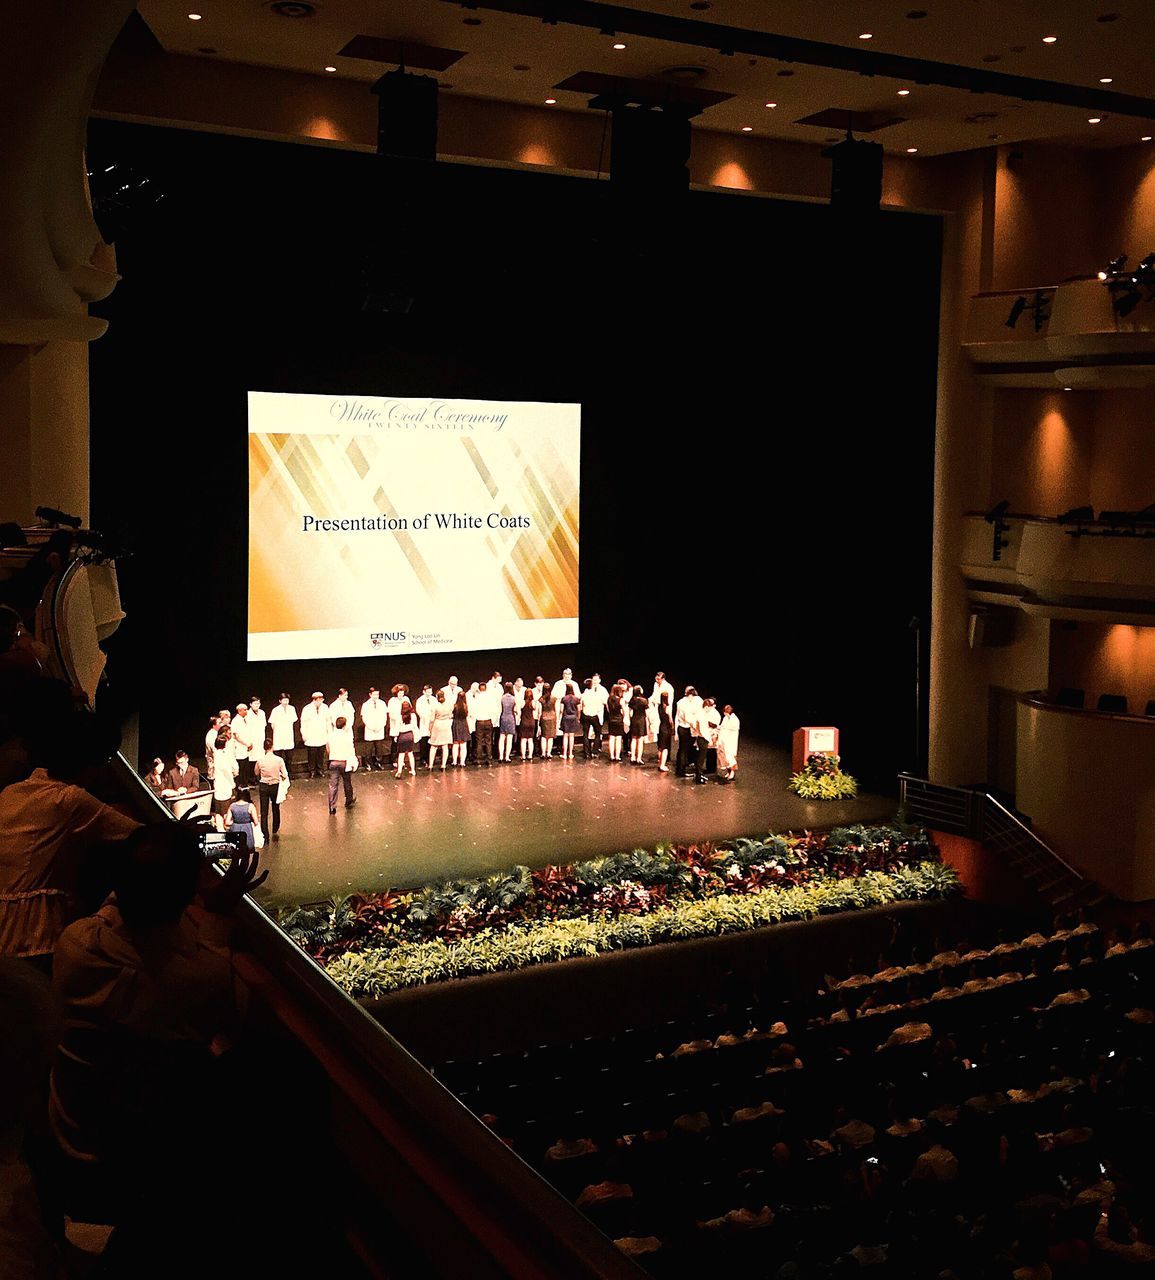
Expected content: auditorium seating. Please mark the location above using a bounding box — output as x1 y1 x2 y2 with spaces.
432 915 1155 1276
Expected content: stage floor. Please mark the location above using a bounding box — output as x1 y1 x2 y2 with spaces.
254 740 894 906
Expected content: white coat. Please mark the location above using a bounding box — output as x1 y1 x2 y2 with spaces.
361 697 388 741
269 703 298 751
300 701 331 748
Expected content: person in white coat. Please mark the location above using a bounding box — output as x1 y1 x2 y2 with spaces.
360 687 389 771
326 716 357 814
231 704 256 784
387 685 408 757
716 705 740 783
300 692 330 778
210 730 239 830
329 687 356 735
415 685 438 744
268 693 298 762
247 696 267 759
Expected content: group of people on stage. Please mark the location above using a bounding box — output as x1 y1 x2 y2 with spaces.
148 668 741 838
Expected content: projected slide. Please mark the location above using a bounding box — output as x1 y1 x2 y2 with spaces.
247 392 580 661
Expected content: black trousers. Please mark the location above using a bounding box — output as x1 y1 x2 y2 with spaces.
328 763 354 808
675 726 694 776
475 721 493 762
306 745 326 776
258 782 281 834
581 715 601 757
363 738 387 768
694 736 711 780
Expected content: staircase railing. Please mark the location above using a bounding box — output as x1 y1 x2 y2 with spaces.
898 773 1097 908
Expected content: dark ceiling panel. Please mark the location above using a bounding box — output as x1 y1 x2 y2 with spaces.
337 36 465 71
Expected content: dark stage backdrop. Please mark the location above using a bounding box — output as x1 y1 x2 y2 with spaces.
87 119 940 791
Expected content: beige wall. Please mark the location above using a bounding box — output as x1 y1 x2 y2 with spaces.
1050 622 1155 714
1017 699 1155 899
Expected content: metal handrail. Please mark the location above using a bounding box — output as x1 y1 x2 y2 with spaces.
981 791 1084 881
898 772 1086 884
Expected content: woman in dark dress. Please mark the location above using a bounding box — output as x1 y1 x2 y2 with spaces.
394 700 418 778
451 691 470 767
605 690 625 762
628 685 649 765
498 682 517 762
518 694 537 760
538 692 557 759
225 786 259 851
560 687 581 760
656 692 674 773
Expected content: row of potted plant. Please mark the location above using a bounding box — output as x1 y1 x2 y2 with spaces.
275 823 960 996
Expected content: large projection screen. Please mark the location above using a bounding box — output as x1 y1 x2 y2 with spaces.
247 392 580 661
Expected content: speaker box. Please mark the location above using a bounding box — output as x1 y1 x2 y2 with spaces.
373 69 439 161
968 610 1013 648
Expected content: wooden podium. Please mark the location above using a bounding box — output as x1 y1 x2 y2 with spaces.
792 726 839 772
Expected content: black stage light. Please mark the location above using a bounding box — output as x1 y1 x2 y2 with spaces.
372 67 439 161
1056 505 1094 524
85 161 165 243
984 499 1011 561
983 499 1010 524
823 131 883 216
609 105 691 192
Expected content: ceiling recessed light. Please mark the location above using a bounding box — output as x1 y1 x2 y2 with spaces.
897 88 911 96
1143 135 1153 142
765 101 777 108
324 65 336 72
906 146 918 153
859 32 873 39
1100 77 1113 83
1042 34 1058 43
741 125 753 132
1088 117 1103 124
188 11 202 18
544 97 557 104
612 41 626 49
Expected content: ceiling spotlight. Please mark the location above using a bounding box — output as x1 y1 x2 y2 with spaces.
1099 77 1113 83
897 89 911 96
188 11 202 18
1042 34 1058 43
741 125 753 132
324 65 336 72
1088 117 1103 124
544 96 556 104
906 146 918 153
765 101 777 108
1143 136 1153 142
859 32 873 39
612 41 626 49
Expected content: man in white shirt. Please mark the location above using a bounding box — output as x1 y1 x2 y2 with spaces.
651 671 675 716
247 696 267 757
387 685 408 756
441 675 462 707
330 687 356 736
580 674 609 759
204 709 231 781
300 692 330 778
326 715 357 813
674 686 703 778
231 703 256 782
360 687 389 770
693 697 722 784
551 668 576 703
268 693 298 762
415 684 438 742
